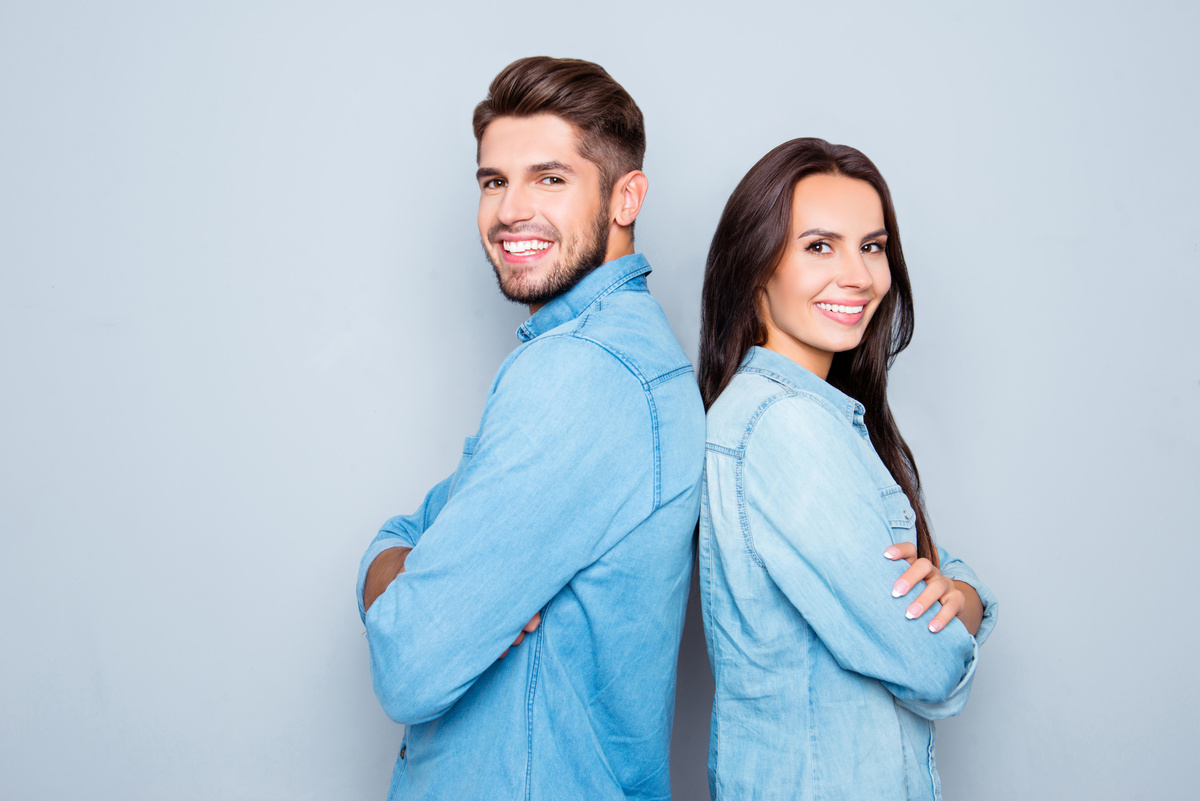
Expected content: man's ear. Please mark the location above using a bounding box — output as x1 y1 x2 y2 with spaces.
610 170 649 228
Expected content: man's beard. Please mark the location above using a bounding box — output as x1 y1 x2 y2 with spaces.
483 208 610 307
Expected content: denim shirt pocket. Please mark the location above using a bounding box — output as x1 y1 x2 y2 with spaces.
447 435 481 496
880 484 916 544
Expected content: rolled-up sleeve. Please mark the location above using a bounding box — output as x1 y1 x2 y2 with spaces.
356 476 453 620
744 397 979 715
939 548 1000 647
363 335 653 724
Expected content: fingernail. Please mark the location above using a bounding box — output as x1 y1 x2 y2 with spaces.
892 580 909 598
928 620 943 633
905 603 923 619
884 546 900 559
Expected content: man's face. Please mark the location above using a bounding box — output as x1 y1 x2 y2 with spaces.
476 114 612 309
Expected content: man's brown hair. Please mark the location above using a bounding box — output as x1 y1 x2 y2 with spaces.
473 56 646 197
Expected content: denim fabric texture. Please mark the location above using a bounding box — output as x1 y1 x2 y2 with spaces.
699 346 998 801
358 254 705 801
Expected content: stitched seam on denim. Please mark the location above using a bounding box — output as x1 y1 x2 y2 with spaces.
568 331 662 510
700 480 721 800
523 605 546 801
805 628 818 800
706 443 741 458
733 450 765 570
737 365 864 425
645 363 694 389
576 264 648 316
735 391 805 570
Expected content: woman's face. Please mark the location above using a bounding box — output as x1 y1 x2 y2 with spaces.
761 173 892 380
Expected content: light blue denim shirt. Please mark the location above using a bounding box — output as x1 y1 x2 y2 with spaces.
699 347 998 801
358 254 705 801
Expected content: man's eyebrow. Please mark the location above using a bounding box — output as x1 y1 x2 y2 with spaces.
476 161 576 182
529 160 575 174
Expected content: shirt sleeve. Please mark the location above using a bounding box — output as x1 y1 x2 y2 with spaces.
356 475 453 620
363 334 654 724
743 396 979 716
937 548 1000 647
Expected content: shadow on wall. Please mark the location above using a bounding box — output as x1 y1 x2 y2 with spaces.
671 572 715 800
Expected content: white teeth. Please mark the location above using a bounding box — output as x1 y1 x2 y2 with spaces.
816 302 865 314
502 239 551 253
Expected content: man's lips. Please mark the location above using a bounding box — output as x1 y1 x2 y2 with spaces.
497 237 555 264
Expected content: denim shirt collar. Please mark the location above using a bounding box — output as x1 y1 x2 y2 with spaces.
516 253 651 342
741 346 869 438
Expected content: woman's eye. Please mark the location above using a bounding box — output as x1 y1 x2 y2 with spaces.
806 241 831 254
863 241 884 253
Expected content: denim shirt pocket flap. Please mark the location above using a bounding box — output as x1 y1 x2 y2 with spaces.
448 435 482 496
880 485 916 531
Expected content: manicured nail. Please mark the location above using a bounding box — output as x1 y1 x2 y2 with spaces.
928 620 943 633
905 603 924 619
884 546 900 559
892 580 909 598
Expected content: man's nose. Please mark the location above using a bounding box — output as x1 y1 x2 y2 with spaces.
497 184 534 226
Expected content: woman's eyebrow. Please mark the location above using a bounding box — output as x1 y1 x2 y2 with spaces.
861 228 888 242
797 228 842 240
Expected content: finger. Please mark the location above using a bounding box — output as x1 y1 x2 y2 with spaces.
523 612 541 633
511 631 525 648
892 557 933 598
884 541 917 563
500 648 510 659
928 591 964 633
905 575 951 621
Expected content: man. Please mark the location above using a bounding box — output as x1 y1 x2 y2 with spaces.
357 57 704 800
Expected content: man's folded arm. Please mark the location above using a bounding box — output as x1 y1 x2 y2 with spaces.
363 336 653 724
356 475 453 620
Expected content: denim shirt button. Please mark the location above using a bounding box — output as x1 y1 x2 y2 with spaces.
400 746 406 759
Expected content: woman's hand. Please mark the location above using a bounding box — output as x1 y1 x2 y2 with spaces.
884 543 982 635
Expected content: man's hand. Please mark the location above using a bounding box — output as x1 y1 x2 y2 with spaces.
884 543 984 636
500 613 542 659
363 547 412 613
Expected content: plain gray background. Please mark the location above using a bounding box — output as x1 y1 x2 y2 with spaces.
2 1 1197 799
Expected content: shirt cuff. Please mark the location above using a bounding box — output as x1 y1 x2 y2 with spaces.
939 556 999 648
357 535 417 621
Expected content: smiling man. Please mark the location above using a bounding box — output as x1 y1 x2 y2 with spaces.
356 58 705 800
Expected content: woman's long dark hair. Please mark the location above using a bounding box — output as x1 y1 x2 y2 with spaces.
698 137 937 564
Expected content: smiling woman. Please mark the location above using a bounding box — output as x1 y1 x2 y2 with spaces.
696 138 998 800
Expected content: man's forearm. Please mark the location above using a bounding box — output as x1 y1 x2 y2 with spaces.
363 547 412 613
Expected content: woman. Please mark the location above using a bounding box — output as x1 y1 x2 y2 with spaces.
697 138 997 801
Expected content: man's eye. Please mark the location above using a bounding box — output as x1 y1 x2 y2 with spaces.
482 178 505 189
806 241 831 254
540 176 565 185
